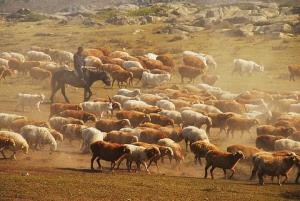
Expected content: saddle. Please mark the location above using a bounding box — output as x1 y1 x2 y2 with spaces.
63 70 87 87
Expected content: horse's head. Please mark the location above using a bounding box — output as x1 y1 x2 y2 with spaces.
101 71 111 87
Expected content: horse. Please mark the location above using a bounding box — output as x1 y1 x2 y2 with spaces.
50 69 111 103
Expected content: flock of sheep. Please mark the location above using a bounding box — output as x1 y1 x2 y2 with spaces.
0 46 300 186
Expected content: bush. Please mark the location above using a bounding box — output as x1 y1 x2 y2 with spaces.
127 5 167 17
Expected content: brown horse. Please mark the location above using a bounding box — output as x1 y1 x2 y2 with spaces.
50 69 111 103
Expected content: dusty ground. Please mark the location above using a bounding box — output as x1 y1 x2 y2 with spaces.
0 18 300 200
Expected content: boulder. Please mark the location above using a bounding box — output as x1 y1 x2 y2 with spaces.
255 23 293 34
222 6 240 18
260 7 280 18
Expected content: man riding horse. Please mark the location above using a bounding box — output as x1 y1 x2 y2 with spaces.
73 47 87 85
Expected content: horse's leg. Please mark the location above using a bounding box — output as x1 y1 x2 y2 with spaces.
61 84 70 103
86 87 93 101
50 83 61 103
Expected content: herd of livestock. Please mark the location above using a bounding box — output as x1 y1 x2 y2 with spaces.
0 47 300 186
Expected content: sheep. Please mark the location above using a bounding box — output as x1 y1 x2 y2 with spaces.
61 124 87 143
27 51 51 61
81 127 106 153
116 110 151 127
15 93 45 112
227 144 260 165
0 136 16 159
181 126 209 151
10 119 49 133
50 103 82 117
111 70 133 88
95 119 131 133
0 131 29 159
123 61 144 69
204 150 244 179
233 59 264 75
201 74 220 86
141 71 171 87
132 105 162 114
112 95 140 105
139 128 166 144
157 138 184 165
159 110 182 124
209 100 246 114
58 110 96 123
9 52 25 62
140 93 163 105
256 125 295 138
127 67 149 84
178 66 203 83
156 54 175 68
192 103 222 114
181 110 212 133
84 48 104 58
183 55 206 69
156 100 175 111
29 67 51 81
122 100 151 110
0 58 8 67
49 116 84 132
85 56 102 67
0 113 27 130
183 51 208 66
117 89 141 97
80 101 113 118
110 51 130 58
20 125 57 151
208 113 234 134
51 50 73 65
90 141 130 171
105 131 138 144
274 139 300 152
190 140 218 165
49 129 64 143
0 66 13 81
226 116 259 138
0 52 11 60
149 113 174 127
145 53 158 60
288 64 300 81
256 135 285 151
137 56 171 72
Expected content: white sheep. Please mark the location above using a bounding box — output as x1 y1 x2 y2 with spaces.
120 127 142 138
80 101 113 118
274 139 300 152
0 52 11 60
0 113 27 130
81 127 106 153
0 131 29 159
144 53 158 60
49 116 84 132
27 51 51 61
181 110 212 132
15 93 45 112
54 50 73 64
9 52 25 62
123 61 144 69
112 94 140 105
0 58 8 67
141 72 171 87
159 110 182 124
192 103 222 113
123 100 151 110
233 59 264 75
117 88 141 97
181 126 209 150
20 125 57 151
85 56 102 66
156 100 176 111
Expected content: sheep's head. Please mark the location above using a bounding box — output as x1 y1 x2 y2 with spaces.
121 119 131 128
252 119 260 126
122 146 131 154
165 118 174 127
22 144 29 154
84 114 96 122
143 114 151 123
285 127 296 136
234 151 245 160
145 147 160 159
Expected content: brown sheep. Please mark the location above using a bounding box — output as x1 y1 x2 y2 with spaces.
49 129 64 142
201 74 220 86
50 103 82 117
139 128 166 144
288 64 300 81
139 122 162 129
127 67 148 84
61 124 86 143
137 56 171 72
256 135 285 151
83 48 104 58
111 70 133 88
208 113 234 134
116 110 151 127
256 125 295 137
58 110 96 122
105 131 138 144
29 67 51 81
190 140 218 165
211 100 246 114
156 54 175 68
95 119 131 133
149 113 174 127
0 68 13 80
132 106 162 114
183 55 206 69
226 117 259 137
227 144 260 163
10 119 50 133
178 65 203 83
204 150 244 179
100 64 124 74
90 141 130 171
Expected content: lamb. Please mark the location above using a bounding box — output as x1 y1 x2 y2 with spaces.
27 51 51 61
157 138 184 165
20 125 57 151
15 93 45 112
204 150 244 179
159 110 182 124
90 141 130 171
256 125 295 138
117 89 141 97
0 131 29 159
80 101 113 118
141 71 171 87
49 116 84 132
256 135 285 151
95 119 131 132
288 64 300 81
181 110 212 133
117 144 160 173
29 67 51 81
233 59 264 76
274 139 300 152
149 113 174 127
81 127 106 153
0 136 16 159
182 126 209 151
58 110 96 122
201 74 220 86
50 103 82 117
10 119 50 133
111 70 133 88
105 131 138 144
0 113 27 130
226 116 259 138
61 124 87 143
190 140 218 165
116 110 151 127
156 100 176 111
178 66 203 83
112 95 140 105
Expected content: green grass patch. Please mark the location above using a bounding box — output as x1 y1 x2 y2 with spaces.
127 5 168 17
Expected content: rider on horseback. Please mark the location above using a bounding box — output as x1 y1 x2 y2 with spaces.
74 47 87 85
